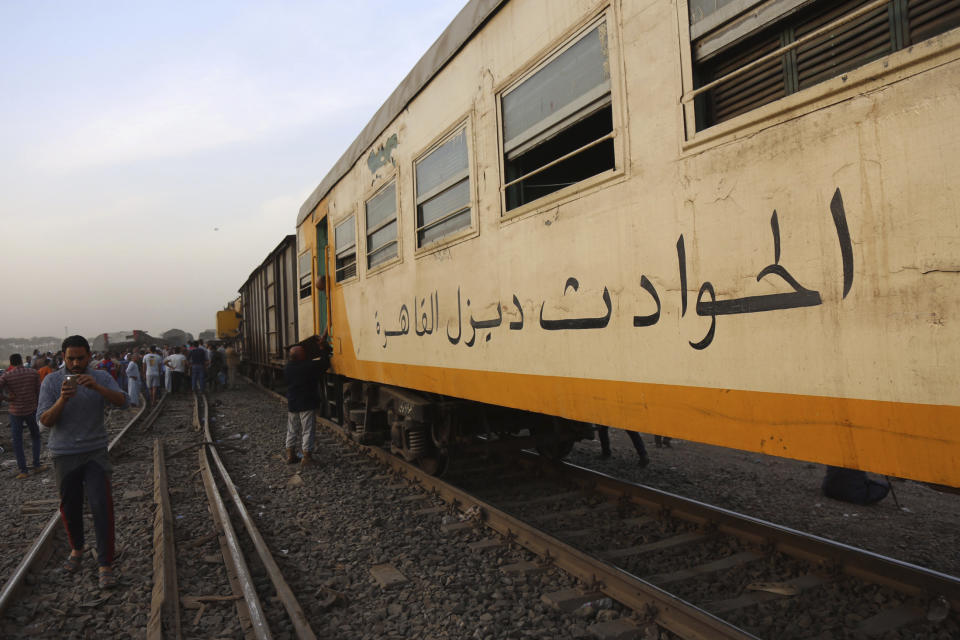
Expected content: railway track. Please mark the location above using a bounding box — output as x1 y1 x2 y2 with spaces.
312 414 959 639
0 392 317 639
5 380 955 638
0 397 151 621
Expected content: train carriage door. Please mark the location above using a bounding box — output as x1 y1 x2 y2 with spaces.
315 217 328 335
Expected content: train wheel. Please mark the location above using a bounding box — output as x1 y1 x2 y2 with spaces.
534 416 577 460
417 452 449 477
535 439 575 461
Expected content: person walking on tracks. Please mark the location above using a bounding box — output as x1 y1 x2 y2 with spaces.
142 345 162 404
283 345 328 468
0 354 44 479
164 346 188 394
37 335 128 589
188 341 207 392
125 351 142 406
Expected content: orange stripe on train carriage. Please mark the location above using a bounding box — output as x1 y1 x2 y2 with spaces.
322 286 960 489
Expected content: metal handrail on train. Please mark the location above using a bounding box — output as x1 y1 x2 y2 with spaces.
682 0 891 103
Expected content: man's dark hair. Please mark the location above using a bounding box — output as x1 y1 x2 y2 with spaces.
10 353 22 366
62 335 91 353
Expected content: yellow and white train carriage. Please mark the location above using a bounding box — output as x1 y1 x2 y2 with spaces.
293 0 960 486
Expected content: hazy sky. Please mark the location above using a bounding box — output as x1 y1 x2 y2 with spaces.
0 0 466 339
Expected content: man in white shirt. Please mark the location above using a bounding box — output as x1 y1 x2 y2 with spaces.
142 346 162 404
163 347 188 394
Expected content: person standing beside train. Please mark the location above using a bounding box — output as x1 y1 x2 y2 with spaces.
224 344 240 389
283 345 328 467
595 424 650 467
37 335 127 589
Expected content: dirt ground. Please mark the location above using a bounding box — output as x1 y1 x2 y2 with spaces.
565 429 960 578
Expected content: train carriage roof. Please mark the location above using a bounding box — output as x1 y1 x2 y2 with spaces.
297 0 508 226
242 234 296 291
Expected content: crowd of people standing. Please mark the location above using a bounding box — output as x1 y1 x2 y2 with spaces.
85 340 239 406
1 340 242 477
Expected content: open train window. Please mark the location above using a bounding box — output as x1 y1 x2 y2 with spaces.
500 18 616 213
414 125 472 249
365 180 399 269
689 0 960 131
297 251 312 299
334 215 357 282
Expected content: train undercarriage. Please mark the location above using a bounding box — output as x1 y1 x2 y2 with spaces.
327 376 593 475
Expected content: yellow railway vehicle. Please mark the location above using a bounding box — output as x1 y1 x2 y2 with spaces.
291 0 960 486
216 299 242 340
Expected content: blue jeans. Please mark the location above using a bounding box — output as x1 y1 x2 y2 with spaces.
191 364 206 392
10 413 42 472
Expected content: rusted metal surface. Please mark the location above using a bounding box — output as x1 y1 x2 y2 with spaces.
197 444 272 640
149 438 182 640
524 454 960 611
200 394 317 640
0 398 152 617
239 235 300 375
319 416 758 640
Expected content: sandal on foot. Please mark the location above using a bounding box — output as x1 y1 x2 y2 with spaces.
63 554 82 574
98 566 117 589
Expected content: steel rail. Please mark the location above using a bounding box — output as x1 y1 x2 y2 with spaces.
195 393 273 640
318 416 758 640
0 394 155 617
248 377 958 633
199 393 317 640
148 437 182 640
523 453 960 611
108 392 154 449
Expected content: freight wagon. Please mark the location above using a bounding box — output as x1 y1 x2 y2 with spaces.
238 235 300 384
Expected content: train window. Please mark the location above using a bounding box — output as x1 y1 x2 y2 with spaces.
414 127 471 248
501 19 615 212
365 181 399 269
690 0 960 130
334 216 357 282
297 251 312 299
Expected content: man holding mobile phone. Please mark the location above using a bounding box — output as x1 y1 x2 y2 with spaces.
37 335 128 589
